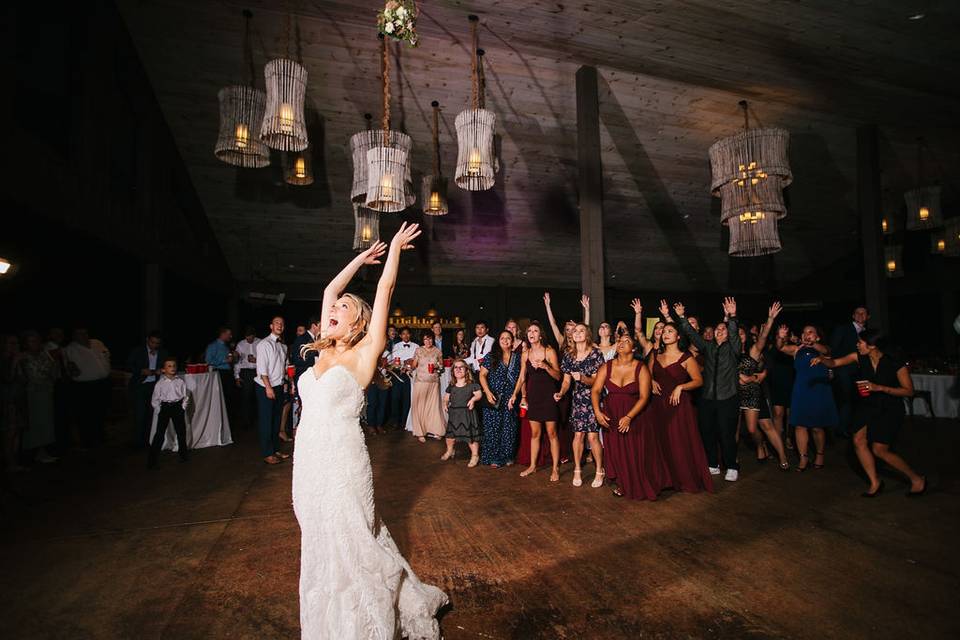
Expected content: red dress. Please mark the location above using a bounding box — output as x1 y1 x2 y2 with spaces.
650 353 713 493
602 361 670 500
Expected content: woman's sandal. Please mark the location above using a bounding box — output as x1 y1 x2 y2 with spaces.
814 451 825 469
591 470 606 488
906 476 927 498
440 450 455 461
795 453 809 472
519 467 536 477
572 469 583 487
467 455 479 468
778 460 790 471
611 485 624 497
549 469 560 482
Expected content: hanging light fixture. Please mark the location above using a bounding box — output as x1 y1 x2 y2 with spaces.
455 15 497 191
904 138 942 231
422 100 449 216
884 245 904 278
709 101 791 256
353 204 380 252
350 127 415 206
283 145 314 186
943 218 960 257
365 36 409 212
261 13 308 152
930 233 946 255
214 10 270 168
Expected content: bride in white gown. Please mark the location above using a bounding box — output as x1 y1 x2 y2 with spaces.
293 223 447 639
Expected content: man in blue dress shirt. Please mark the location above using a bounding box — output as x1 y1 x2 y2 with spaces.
205 326 235 423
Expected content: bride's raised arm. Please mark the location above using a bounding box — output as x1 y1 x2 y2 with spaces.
356 222 421 384
321 242 387 338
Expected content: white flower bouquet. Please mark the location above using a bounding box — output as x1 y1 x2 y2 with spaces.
378 0 419 46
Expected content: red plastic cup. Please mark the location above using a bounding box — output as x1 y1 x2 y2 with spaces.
519 406 528 418
443 358 453 368
856 380 870 397
394 357 401 366
428 363 436 374
287 365 296 379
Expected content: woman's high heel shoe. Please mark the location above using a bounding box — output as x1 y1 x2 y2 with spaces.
862 481 884 498
440 450 454 461
572 469 583 487
467 455 479 468
795 453 809 472
814 450 825 469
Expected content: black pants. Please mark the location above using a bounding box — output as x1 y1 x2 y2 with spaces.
131 382 156 447
390 375 411 429
237 369 258 429
256 384 283 457
149 402 188 465
218 369 238 426
366 384 390 428
73 379 110 446
698 396 740 471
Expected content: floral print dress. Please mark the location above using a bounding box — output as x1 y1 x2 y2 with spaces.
560 348 605 433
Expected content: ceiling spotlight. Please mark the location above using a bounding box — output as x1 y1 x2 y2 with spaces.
0 257 11 275
908 13 925 20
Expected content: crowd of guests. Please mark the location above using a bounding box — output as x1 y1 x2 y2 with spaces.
0 298 929 499
368 295 927 501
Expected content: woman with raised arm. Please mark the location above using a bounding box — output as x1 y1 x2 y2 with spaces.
675 297 742 482
777 323 835 472
812 330 925 497
592 334 660 498
478 330 524 467
738 302 790 469
554 323 606 487
293 223 447 639
519 321 562 481
650 323 712 493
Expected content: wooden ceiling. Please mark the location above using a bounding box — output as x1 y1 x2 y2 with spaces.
117 0 960 294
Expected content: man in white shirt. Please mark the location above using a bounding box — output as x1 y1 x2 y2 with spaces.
255 316 288 464
466 321 495 373
233 326 261 430
389 327 418 429
63 328 112 447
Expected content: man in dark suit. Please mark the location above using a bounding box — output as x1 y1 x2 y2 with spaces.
291 316 321 380
126 330 167 448
830 306 869 436
430 320 451 359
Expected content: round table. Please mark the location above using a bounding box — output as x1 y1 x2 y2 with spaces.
905 373 959 418
149 371 234 451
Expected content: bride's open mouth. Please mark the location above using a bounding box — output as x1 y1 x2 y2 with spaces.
329 319 339 328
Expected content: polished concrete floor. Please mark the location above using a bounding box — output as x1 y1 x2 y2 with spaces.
2 417 958 640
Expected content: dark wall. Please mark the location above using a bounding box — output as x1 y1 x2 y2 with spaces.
1 2 233 365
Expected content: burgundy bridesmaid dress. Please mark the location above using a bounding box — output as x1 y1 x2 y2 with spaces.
602 361 670 500
650 353 713 493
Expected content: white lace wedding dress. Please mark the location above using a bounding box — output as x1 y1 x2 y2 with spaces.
293 365 448 639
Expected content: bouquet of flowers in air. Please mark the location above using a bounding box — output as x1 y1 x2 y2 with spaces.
378 1 419 46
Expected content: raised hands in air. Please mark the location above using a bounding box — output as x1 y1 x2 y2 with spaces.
722 296 737 317
768 301 782 320
672 302 685 318
358 241 387 265
659 299 671 318
391 222 422 251
630 298 642 315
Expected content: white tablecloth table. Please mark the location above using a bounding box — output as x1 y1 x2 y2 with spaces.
149 371 233 451
405 366 452 432
905 374 959 418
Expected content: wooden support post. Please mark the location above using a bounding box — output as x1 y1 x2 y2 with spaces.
576 66 606 326
143 263 162 334
857 125 888 331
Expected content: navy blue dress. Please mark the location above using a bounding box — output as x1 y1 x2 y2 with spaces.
560 348 605 433
789 347 838 428
479 352 521 466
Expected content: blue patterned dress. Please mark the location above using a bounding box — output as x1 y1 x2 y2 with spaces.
479 351 521 466
561 348 605 433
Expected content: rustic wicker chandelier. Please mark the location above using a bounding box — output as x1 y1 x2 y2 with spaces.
353 204 380 252
365 36 410 212
214 10 270 168
283 145 313 186
455 15 497 191
261 13 308 152
708 101 792 256
422 101 449 215
904 138 942 231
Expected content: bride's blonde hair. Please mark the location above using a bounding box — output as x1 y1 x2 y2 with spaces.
301 293 372 359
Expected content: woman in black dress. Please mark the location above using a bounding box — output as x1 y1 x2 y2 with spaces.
813 329 925 497
519 322 562 481
738 302 789 468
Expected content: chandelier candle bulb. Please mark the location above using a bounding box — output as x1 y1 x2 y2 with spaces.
279 103 294 134
294 157 306 178
235 123 249 148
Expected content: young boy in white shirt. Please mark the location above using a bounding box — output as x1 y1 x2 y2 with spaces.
148 357 189 468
